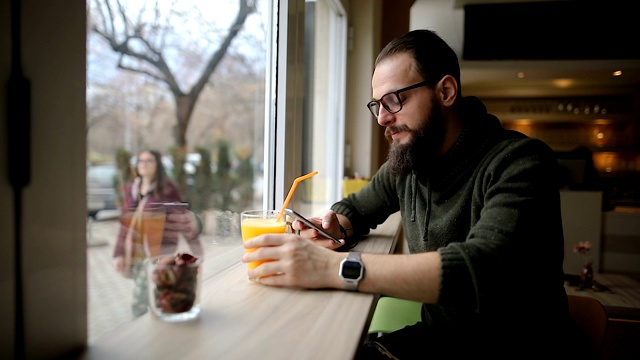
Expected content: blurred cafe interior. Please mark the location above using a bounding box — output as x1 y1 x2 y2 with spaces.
1 0 640 358
381 0 640 280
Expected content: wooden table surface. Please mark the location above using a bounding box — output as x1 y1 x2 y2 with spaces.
82 212 402 360
564 273 640 320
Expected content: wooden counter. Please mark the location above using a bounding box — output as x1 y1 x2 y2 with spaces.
82 212 403 360
564 273 640 320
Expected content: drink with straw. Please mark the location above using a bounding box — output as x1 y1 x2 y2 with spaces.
240 209 287 270
241 171 318 274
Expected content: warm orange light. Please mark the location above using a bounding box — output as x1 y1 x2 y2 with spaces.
553 79 574 88
504 120 534 137
593 153 617 173
592 127 607 147
613 70 622 77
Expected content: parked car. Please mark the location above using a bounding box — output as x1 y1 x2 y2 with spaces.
87 162 119 219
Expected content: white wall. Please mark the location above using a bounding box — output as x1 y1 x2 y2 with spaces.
410 0 465 58
1 1 87 357
560 191 603 275
602 211 640 274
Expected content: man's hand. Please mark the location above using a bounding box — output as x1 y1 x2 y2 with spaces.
241 233 345 289
291 210 344 250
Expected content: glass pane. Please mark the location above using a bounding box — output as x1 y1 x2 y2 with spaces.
86 0 272 342
295 0 346 216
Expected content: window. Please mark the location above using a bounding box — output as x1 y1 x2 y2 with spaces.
87 0 273 342
86 0 346 343
291 0 347 215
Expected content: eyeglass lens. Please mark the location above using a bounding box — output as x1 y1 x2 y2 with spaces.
367 80 431 118
368 92 402 118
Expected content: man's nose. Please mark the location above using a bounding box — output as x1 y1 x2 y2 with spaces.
376 107 395 127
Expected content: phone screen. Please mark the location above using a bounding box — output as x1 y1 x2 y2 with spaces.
285 208 341 244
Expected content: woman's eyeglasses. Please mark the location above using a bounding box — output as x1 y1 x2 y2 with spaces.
366 80 430 118
138 159 156 165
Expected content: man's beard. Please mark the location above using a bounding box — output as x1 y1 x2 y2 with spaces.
386 101 445 176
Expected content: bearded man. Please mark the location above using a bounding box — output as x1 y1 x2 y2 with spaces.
242 29 579 359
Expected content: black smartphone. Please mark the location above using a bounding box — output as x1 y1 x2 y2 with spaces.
284 208 341 244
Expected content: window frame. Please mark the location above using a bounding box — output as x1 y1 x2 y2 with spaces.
268 0 347 212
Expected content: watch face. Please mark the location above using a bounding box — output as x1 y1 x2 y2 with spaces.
341 261 363 280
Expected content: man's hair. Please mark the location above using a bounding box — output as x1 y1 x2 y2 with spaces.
375 29 462 98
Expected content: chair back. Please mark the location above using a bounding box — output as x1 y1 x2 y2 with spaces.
567 294 608 359
368 296 422 337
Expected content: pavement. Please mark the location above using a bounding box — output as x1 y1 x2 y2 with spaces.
86 209 243 343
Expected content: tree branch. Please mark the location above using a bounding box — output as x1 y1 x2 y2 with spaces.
189 0 256 98
92 0 183 96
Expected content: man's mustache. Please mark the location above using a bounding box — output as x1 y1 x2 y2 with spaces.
384 125 412 138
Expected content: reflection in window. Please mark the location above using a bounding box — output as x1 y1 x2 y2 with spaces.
86 0 272 342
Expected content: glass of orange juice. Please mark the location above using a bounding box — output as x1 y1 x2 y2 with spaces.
240 210 288 271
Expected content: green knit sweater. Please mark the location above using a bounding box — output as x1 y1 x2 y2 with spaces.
332 97 573 354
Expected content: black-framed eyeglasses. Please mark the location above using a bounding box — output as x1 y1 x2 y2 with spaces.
366 80 430 118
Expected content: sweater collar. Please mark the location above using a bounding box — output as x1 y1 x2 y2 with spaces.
427 97 502 187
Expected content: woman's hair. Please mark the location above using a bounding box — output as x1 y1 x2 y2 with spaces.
375 29 462 98
136 149 172 198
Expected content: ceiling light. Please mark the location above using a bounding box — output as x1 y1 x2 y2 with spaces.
613 70 622 77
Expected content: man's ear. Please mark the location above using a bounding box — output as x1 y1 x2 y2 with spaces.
436 75 458 106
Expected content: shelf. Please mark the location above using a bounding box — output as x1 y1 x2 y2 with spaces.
497 113 633 123
484 94 636 123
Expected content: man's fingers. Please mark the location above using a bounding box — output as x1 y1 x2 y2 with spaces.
321 210 338 230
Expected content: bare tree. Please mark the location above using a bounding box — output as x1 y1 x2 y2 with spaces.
89 0 256 150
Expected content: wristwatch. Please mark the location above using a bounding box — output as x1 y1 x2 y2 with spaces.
339 252 364 291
